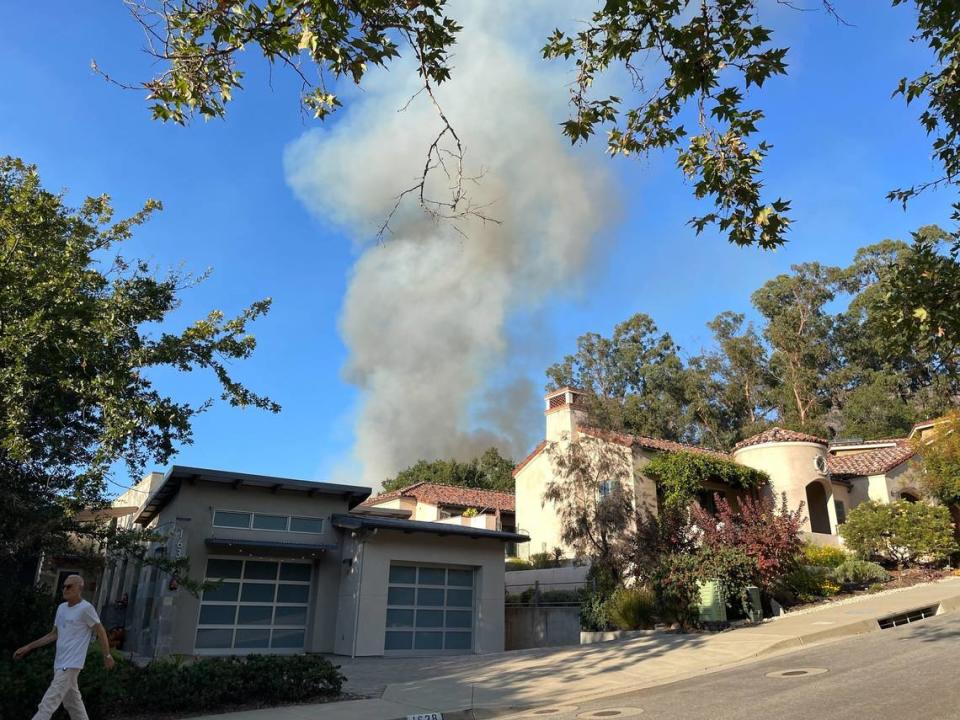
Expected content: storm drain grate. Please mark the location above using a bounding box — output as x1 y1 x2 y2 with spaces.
877 604 940 629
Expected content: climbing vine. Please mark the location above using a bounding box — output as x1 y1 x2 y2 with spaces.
644 451 768 511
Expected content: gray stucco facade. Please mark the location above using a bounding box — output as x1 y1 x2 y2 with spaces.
98 466 526 659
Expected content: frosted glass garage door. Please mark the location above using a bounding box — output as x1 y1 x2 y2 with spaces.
195 558 312 653
384 564 475 654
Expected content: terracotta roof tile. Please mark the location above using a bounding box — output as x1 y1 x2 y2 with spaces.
361 482 515 512
827 444 916 477
512 440 548 477
732 427 828 452
578 426 730 461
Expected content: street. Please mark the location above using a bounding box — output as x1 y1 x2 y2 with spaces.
504 612 960 720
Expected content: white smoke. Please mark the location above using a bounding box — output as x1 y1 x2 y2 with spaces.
285 1 619 488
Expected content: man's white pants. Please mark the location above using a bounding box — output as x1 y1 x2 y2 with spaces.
32 667 89 720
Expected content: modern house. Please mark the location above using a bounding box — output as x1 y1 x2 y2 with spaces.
357 482 518 555
514 387 933 556
90 466 526 659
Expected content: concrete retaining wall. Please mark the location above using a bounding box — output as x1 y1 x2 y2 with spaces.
505 606 580 650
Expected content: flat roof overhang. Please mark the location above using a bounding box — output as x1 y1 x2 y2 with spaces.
204 537 337 559
331 513 530 543
136 465 372 525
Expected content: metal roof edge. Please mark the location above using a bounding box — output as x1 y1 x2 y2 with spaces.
331 513 530 543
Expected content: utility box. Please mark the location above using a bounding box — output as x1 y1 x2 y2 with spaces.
698 580 727 623
745 586 763 622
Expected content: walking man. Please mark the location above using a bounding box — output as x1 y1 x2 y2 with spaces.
13 574 115 719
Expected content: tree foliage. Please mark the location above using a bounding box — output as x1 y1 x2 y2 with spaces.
543 0 792 248
543 437 635 583
380 446 515 493
0 157 276 577
839 500 957 568
111 0 459 125
547 234 957 446
917 411 960 507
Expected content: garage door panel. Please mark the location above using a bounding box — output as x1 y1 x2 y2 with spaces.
196 557 311 654
385 562 476 655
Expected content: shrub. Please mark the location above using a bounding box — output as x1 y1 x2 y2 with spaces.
529 552 560 569
505 558 534 571
691 492 805 593
0 582 58 656
867 583 885 594
605 587 657 630
775 565 839 605
652 553 702 630
698 546 756 614
840 500 957 568
802 543 848 569
2 648 344 718
831 560 891 586
580 590 611 631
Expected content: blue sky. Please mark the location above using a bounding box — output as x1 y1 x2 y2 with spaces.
1 2 954 494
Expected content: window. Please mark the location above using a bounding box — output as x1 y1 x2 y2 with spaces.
598 480 613 499
252 514 288 531
213 511 251 529
835 500 846 525
213 510 324 533
289 516 323 533
195 558 312 654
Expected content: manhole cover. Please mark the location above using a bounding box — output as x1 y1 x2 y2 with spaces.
765 667 829 679
577 708 644 719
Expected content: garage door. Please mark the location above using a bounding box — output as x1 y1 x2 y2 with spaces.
384 563 475 654
194 557 312 654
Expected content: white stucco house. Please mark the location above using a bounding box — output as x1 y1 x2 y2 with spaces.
513 387 935 556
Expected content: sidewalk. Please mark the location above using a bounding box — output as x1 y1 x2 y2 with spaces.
192 576 960 720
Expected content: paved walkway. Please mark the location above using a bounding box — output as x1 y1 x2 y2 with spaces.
192 577 960 720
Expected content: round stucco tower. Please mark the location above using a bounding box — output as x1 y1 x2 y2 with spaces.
732 428 836 536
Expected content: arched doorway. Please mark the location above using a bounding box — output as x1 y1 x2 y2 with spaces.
805 481 832 534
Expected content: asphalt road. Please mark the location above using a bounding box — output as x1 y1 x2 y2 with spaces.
504 612 960 720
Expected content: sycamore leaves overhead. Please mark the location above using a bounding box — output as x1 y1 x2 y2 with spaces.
543 0 791 249
116 0 460 124
889 1 960 231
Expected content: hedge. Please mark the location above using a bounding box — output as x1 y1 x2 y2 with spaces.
1 648 344 719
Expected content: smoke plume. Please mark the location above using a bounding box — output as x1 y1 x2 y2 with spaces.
285 2 618 488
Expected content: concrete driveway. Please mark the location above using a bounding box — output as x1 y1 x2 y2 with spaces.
194 577 960 720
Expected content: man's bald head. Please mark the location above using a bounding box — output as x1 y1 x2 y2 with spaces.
62 574 85 603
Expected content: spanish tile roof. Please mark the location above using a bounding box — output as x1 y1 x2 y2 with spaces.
360 482 515 512
512 440 547 476
732 427 828 452
827 444 916 477
578 426 730 460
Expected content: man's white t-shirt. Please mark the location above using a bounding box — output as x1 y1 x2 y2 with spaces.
53 599 100 670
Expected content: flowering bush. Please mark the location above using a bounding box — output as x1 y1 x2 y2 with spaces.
692 492 805 593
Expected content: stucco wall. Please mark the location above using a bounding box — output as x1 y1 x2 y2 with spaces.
333 530 506 656
150 480 353 656
631 450 662 516
514 450 566 557
734 442 837 535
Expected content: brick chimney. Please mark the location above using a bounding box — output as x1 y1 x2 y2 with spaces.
544 387 589 442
